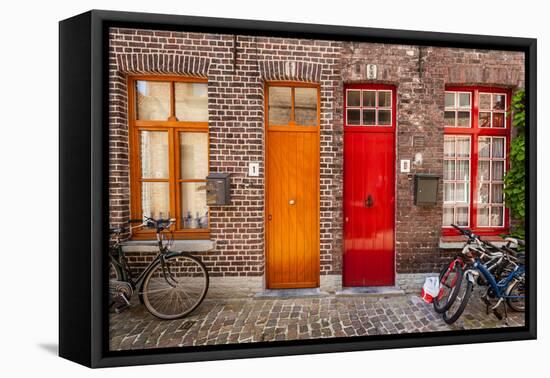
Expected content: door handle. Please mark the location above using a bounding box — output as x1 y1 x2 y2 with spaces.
289 199 295 205
365 194 373 208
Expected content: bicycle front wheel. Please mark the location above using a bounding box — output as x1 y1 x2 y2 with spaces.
142 253 209 320
433 261 463 314
443 269 474 325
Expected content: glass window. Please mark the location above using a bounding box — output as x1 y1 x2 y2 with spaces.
442 136 471 227
130 78 210 237
268 87 292 125
294 87 318 126
136 81 170 120
444 91 471 127
140 131 169 179
175 82 208 122
345 87 394 127
179 132 208 180
444 89 509 232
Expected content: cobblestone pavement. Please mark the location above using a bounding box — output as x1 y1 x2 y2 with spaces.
109 290 525 351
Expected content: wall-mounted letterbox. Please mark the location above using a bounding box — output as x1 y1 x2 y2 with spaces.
414 174 440 206
206 173 231 206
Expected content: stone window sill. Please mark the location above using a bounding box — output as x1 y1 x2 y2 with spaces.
439 235 507 249
121 239 215 253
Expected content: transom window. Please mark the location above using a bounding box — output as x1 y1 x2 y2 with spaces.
267 84 319 127
443 87 510 235
129 76 209 239
345 89 393 126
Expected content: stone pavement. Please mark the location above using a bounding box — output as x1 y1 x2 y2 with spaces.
109 289 525 351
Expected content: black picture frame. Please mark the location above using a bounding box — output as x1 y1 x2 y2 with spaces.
59 9 537 368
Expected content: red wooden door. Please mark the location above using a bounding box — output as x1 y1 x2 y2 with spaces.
343 85 395 287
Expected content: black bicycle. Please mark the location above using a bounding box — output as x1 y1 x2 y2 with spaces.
109 216 209 320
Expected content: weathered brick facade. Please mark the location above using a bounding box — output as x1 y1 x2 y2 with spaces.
108 27 524 292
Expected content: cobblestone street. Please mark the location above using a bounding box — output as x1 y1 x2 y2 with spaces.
109 289 525 351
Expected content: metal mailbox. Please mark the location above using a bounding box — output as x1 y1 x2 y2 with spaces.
414 174 440 206
206 173 231 205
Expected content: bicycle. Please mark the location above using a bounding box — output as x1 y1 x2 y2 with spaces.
442 224 525 325
109 216 209 320
433 224 505 314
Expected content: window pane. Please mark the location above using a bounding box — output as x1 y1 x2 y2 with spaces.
140 131 169 179
457 111 470 127
444 111 456 126
455 183 468 203
180 182 208 229
456 160 469 181
180 132 208 180
478 137 491 158
136 81 170 120
347 90 361 106
363 109 376 125
478 161 490 181
443 160 455 180
443 207 454 226
445 92 455 108
479 93 491 110
492 161 504 181
479 112 491 128
175 82 208 122
492 184 504 204
378 91 391 107
294 87 318 126
491 206 504 227
477 207 489 227
347 109 360 125
456 138 470 157
493 94 506 110
478 183 489 203
456 207 469 226
268 87 291 125
492 138 505 158
378 110 391 125
458 93 470 108
444 137 455 157
443 183 454 202
142 182 170 219
492 112 505 128
362 91 376 107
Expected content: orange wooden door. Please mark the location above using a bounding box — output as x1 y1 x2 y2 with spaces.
265 84 320 289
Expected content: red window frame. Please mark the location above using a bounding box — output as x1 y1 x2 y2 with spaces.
443 86 511 236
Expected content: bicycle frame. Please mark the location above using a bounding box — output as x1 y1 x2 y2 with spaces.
472 258 525 299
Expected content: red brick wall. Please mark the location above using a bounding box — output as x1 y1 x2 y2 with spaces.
109 27 524 280
109 28 341 278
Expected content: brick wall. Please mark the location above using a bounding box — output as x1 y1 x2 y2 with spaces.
109 27 524 285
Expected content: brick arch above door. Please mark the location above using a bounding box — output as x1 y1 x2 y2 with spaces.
116 53 210 77
258 60 322 83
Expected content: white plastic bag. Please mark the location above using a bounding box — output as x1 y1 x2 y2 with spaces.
421 276 440 303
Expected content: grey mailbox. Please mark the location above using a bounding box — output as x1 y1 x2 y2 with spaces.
414 174 440 206
206 173 231 205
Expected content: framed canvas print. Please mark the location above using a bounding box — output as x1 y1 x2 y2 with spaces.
59 10 536 368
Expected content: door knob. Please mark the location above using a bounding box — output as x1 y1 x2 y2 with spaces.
365 195 373 208
289 199 295 205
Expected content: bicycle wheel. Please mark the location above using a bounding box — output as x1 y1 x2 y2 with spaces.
506 277 525 312
142 253 209 320
109 259 123 281
443 269 474 325
433 261 463 313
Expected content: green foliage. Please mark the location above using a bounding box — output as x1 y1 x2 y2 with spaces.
503 89 525 238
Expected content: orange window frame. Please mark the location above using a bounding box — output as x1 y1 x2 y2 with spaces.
127 75 210 240
443 86 511 236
